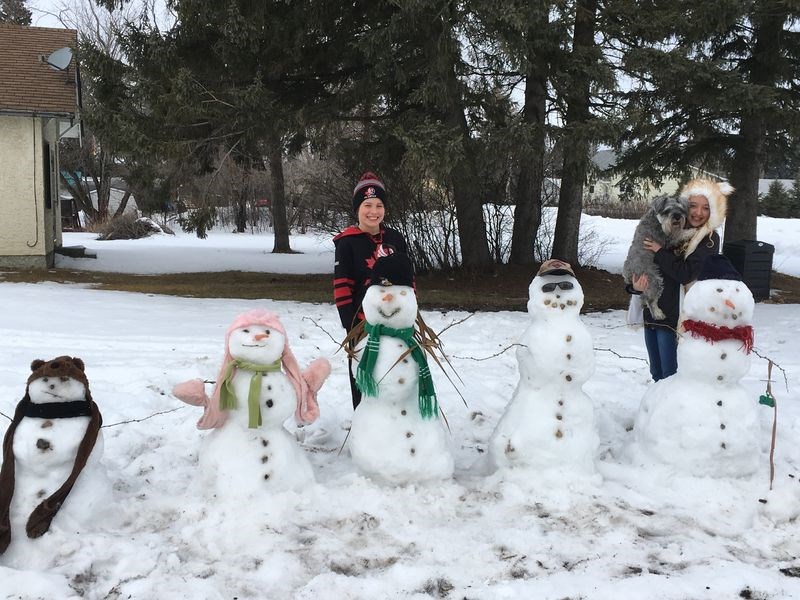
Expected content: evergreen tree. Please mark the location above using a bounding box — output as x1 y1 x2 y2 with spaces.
338 0 493 268
552 0 615 265
0 0 31 25
791 170 800 218
87 0 353 249
610 0 800 244
759 180 792 217
470 1 566 265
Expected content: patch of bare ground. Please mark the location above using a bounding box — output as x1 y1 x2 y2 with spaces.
2 265 798 312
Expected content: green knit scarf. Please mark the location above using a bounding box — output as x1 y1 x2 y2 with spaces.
355 322 438 419
219 358 282 428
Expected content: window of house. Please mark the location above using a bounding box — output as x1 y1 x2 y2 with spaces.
43 142 52 209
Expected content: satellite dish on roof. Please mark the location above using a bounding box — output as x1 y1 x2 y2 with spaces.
46 47 73 71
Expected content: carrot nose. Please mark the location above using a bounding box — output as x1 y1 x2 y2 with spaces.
382 293 394 302
724 299 736 310
254 332 269 340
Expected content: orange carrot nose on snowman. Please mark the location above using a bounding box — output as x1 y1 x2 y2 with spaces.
254 332 270 340
382 292 394 302
725 299 736 309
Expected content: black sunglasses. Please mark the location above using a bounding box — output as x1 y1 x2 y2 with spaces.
541 281 574 292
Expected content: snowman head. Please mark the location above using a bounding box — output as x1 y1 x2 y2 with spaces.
202 309 320 428
682 255 754 326
527 259 584 317
362 253 417 329
228 324 286 365
26 356 90 404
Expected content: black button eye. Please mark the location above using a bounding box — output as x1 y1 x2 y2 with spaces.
717 288 723 293
264 329 270 335
242 328 249 333
42 377 48 382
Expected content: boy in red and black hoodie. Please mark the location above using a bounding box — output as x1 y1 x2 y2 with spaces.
333 171 410 409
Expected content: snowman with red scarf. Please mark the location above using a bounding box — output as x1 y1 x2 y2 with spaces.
632 254 760 477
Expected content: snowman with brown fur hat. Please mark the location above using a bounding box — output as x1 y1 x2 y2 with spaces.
0 356 106 560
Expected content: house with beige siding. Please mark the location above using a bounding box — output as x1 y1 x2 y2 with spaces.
0 24 81 268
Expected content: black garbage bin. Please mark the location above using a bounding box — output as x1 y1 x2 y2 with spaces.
722 240 775 301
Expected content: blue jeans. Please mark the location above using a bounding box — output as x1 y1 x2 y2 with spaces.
644 325 678 381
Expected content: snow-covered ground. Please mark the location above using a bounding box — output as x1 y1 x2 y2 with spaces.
1 216 800 599
55 213 800 278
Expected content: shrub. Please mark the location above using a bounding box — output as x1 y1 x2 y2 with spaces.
96 214 173 240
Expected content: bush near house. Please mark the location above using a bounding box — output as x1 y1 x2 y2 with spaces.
95 214 173 240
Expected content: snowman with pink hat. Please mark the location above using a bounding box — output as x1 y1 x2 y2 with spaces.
173 309 330 495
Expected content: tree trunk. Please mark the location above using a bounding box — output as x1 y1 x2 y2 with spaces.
60 173 99 222
449 114 492 268
726 116 763 244
438 16 491 269
724 6 786 245
509 13 549 265
112 190 132 218
268 138 292 253
235 198 247 233
551 0 597 265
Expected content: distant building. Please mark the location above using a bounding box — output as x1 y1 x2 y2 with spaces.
586 149 723 203
0 24 81 268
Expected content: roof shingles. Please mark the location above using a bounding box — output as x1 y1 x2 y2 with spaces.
0 24 79 116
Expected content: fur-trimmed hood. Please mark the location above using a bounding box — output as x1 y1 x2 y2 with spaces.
678 178 732 257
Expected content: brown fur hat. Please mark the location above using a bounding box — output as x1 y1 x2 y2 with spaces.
1 356 100 554
27 356 90 397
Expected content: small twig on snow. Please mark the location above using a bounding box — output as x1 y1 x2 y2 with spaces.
594 347 649 363
451 343 524 361
101 406 186 429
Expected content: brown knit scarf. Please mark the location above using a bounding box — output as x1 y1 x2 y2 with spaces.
0 396 102 555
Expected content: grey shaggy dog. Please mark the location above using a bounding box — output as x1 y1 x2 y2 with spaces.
623 195 695 320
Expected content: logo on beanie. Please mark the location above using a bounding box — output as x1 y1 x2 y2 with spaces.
364 186 377 199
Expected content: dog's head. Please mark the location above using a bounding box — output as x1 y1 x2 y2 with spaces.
652 195 689 237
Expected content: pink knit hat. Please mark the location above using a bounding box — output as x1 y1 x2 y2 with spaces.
181 309 324 429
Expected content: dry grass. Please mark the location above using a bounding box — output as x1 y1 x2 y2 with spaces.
0 270 331 303
2 265 798 312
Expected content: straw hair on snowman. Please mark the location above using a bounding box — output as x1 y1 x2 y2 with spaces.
354 253 438 419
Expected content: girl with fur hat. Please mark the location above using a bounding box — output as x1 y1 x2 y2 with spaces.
628 178 732 381
333 171 411 409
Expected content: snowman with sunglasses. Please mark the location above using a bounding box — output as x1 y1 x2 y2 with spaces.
488 259 599 474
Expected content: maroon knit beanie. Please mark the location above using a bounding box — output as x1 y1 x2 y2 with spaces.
352 172 386 212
